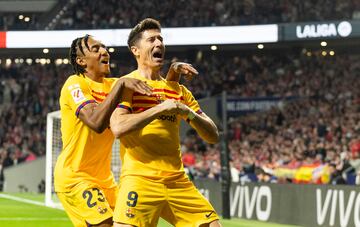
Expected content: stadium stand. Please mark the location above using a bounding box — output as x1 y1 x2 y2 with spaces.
1 0 360 30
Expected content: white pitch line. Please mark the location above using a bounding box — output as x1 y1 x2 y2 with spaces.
0 193 63 210
0 193 45 206
0 217 68 221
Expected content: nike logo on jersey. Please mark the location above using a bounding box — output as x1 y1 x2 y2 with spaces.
205 211 214 218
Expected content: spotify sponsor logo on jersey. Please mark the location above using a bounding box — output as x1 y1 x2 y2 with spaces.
296 21 352 39
158 114 176 122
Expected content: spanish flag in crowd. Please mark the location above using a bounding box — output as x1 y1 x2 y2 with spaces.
273 164 330 184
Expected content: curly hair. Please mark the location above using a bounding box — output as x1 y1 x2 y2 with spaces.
69 34 91 75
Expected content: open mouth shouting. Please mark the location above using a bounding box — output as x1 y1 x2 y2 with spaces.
152 49 164 64
100 58 109 65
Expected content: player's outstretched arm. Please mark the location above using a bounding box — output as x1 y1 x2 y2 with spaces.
189 112 219 144
166 62 198 82
110 99 178 138
79 78 152 133
177 102 219 144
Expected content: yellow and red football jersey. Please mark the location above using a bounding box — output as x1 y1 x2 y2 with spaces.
54 74 118 192
117 70 202 182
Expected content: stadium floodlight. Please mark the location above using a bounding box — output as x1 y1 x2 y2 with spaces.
329 50 335 56
40 58 47 65
257 44 264 49
320 41 327 47
210 45 218 51
55 59 62 65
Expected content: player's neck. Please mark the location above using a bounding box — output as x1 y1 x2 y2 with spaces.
137 65 161 81
83 72 104 83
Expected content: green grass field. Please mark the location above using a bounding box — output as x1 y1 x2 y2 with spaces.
0 193 300 227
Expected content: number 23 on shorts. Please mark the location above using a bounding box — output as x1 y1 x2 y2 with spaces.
82 188 106 208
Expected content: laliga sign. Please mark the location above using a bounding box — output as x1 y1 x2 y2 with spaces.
296 21 352 38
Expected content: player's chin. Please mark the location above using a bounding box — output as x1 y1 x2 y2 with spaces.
152 60 164 68
102 65 111 74
101 68 111 76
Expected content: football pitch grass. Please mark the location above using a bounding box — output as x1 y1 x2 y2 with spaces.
0 193 301 227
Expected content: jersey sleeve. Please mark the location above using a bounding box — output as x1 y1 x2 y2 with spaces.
181 85 203 114
61 76 96 117
117 87 133 113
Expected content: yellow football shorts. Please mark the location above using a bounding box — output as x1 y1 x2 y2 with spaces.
113 175 219 227
57 182 118 227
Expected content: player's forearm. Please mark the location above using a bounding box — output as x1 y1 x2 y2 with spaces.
85 80 125 133
165 65 180 82
110 105 165 138
189 113 219 144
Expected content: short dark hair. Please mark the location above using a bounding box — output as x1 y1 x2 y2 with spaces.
69 34 91 75
127 18 161 49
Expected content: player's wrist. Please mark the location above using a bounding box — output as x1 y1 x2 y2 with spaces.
117 78 126 88
186 110 196 123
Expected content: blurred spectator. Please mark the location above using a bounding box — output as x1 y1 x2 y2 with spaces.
328 163 346 185
38 179 45 193
1 0 360 30
179 52 359 184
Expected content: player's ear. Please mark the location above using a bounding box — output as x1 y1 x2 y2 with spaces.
76 56 86 67
130 46 140 58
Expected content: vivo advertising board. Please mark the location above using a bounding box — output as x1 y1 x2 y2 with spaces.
281 20 360 41
194 180 360 227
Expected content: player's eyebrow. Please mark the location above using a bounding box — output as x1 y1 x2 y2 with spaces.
89 43 107 51
147 35 163 41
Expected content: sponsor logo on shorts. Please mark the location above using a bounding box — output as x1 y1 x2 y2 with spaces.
97 206 108 214
126 208 135 218
205 211 214 218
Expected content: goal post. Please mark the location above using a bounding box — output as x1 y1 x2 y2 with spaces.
45 110 61 208
45 110 121 208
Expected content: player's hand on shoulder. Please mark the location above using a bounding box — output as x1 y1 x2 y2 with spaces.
166 62 198 82
119 77 153 96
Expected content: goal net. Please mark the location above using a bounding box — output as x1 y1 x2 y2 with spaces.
45 110 121 208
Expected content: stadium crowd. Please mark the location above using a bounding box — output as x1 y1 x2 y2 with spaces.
1 0 360 30
0 63 69 190
179 53 360 185
0 52 359 188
